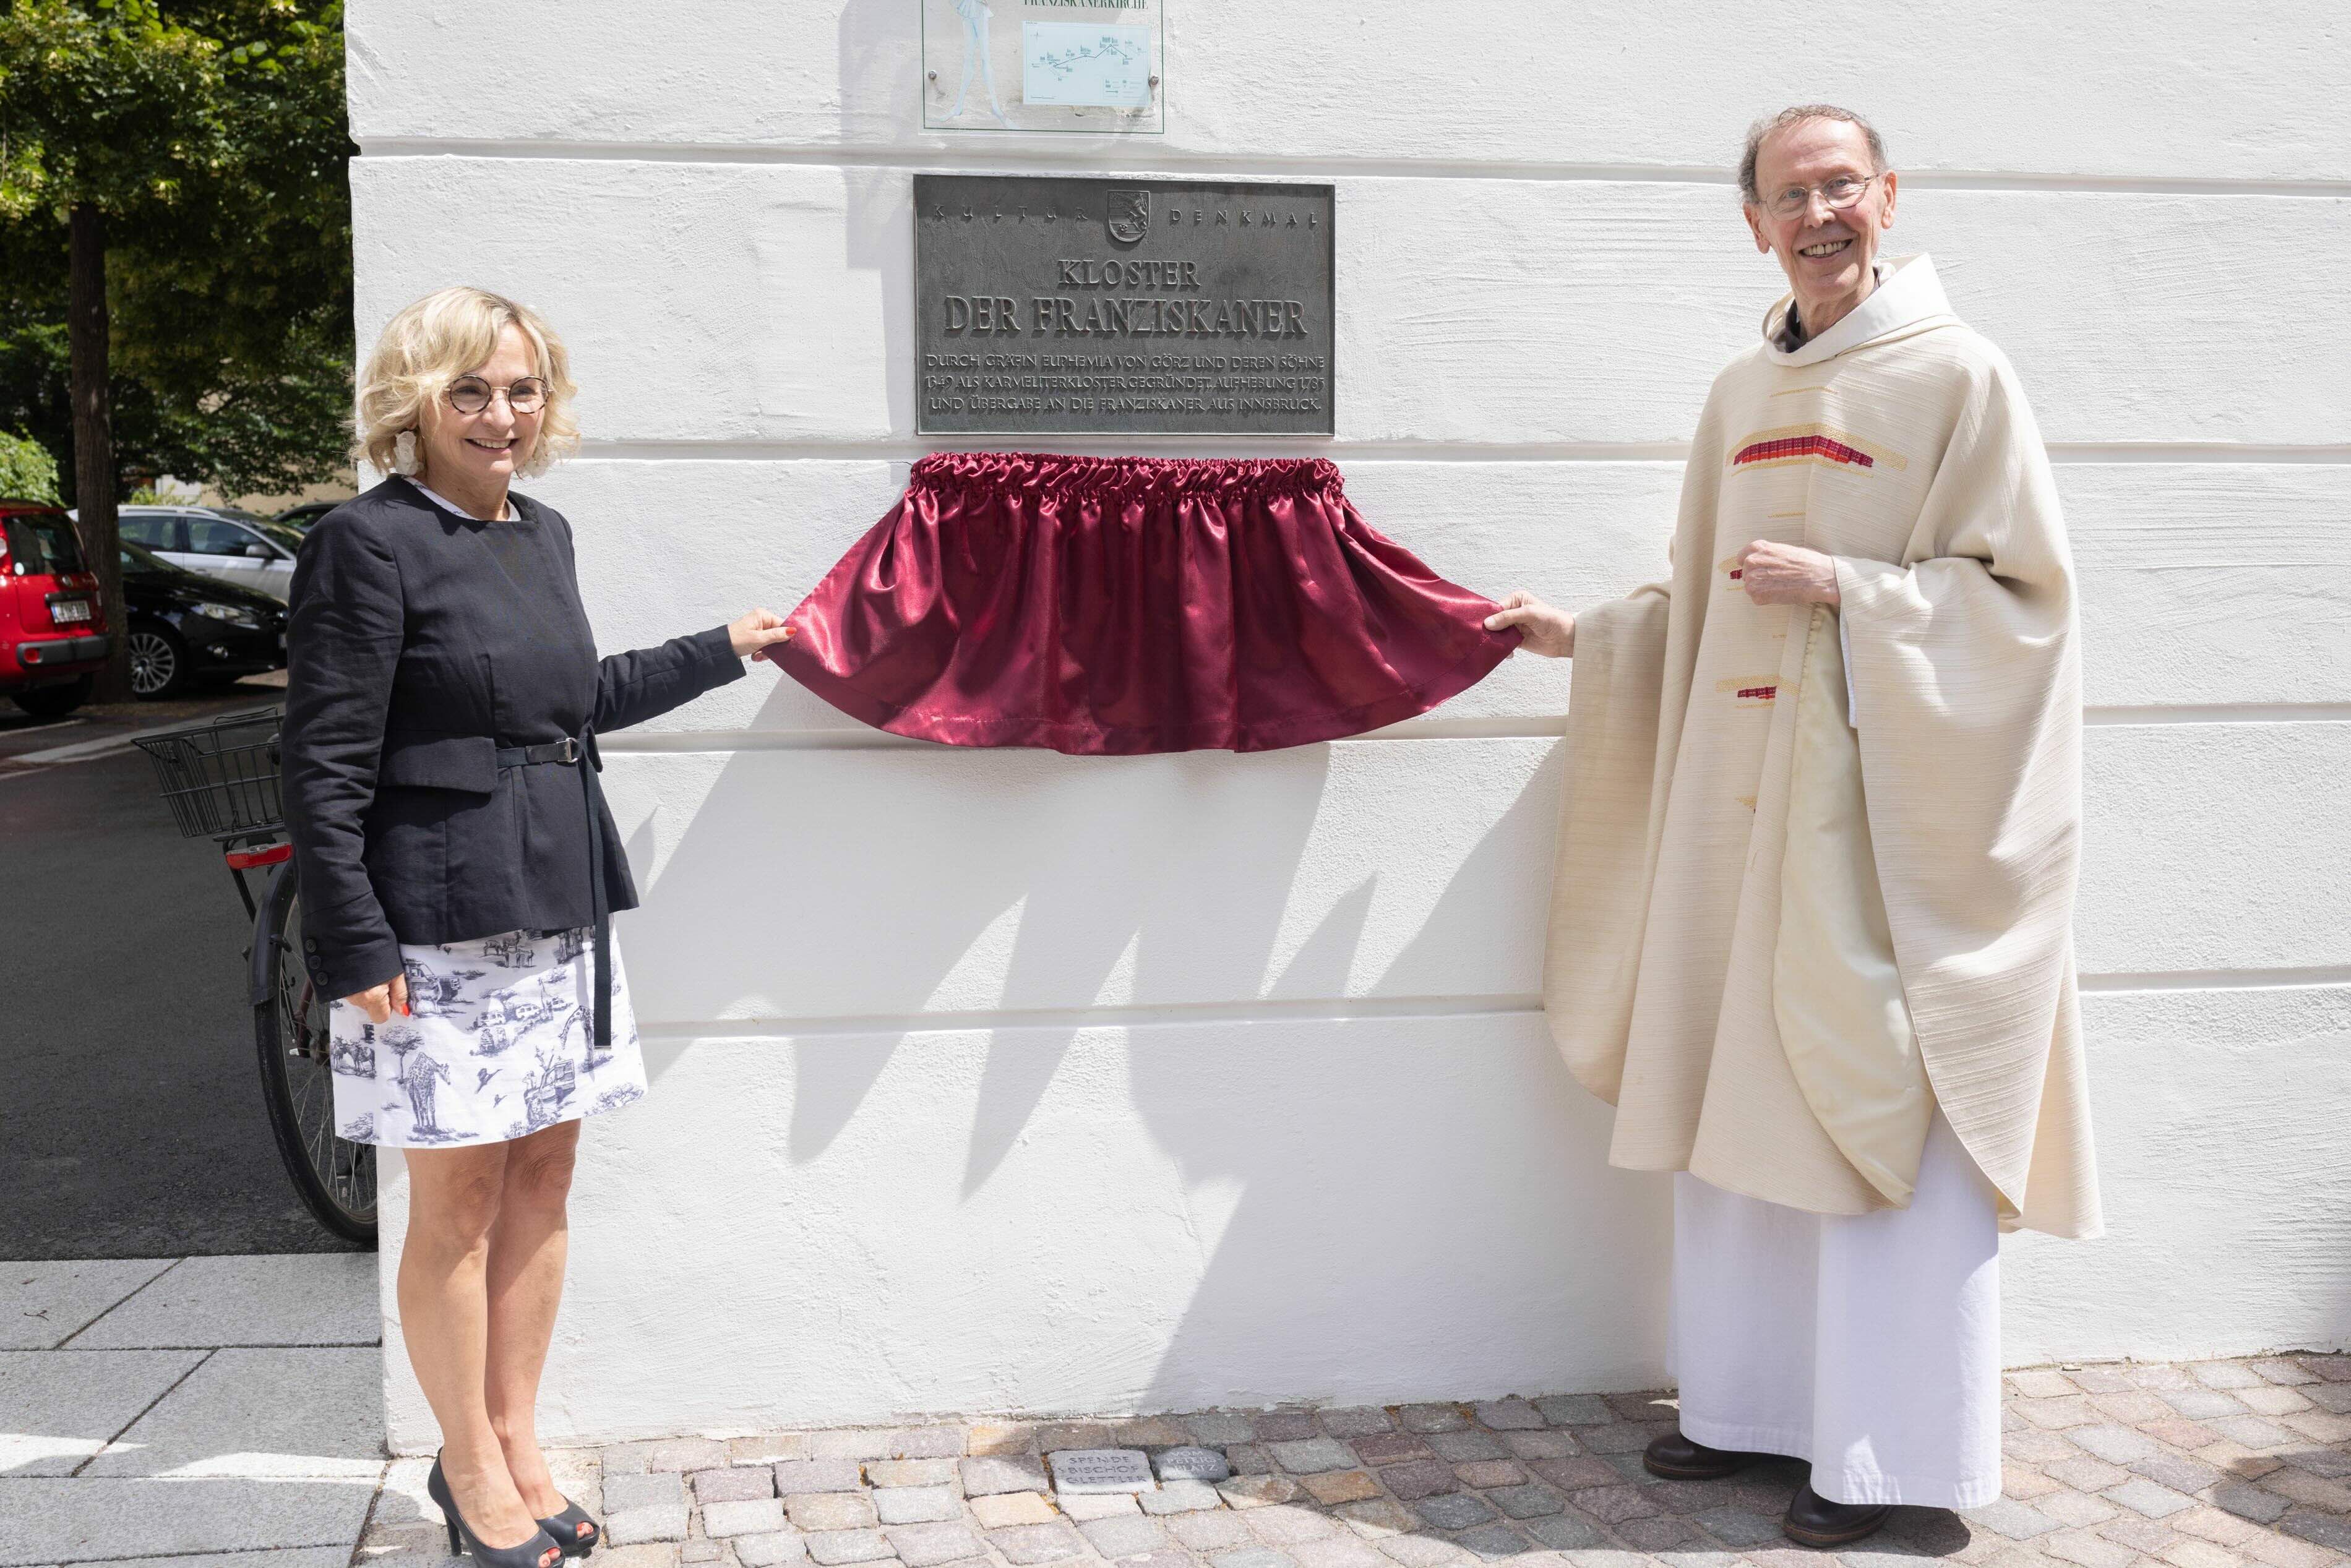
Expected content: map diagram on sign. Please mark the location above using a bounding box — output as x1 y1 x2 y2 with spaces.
1021 22 1151 107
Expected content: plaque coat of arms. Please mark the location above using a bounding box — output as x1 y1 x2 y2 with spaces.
1106 188 1150 245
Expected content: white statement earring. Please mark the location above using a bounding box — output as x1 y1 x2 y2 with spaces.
393 429 418 474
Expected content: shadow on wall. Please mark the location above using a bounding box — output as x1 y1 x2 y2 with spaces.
621 698 1669 1408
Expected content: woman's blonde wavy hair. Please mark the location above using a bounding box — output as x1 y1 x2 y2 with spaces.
353 286 580 479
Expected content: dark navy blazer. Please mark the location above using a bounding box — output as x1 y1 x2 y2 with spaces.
281 476 742 999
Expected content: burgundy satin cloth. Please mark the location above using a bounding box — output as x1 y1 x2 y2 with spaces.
775 452 1519 755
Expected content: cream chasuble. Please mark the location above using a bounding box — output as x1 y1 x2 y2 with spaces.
1545 254 2101 1240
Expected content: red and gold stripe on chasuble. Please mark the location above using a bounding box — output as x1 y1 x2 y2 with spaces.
1726 423 1910 474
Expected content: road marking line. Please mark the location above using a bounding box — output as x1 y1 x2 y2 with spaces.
16 720 197 765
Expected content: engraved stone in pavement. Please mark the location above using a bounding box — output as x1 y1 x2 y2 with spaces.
961 1455 1051 1496
1049 1448 1155 1494
1270 1439 1357 1475
1156 1446 1233 1483
987 1522 1088 1564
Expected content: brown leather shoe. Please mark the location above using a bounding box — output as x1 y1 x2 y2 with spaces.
1641 1430 1769 1479
1782 1483 1891 1547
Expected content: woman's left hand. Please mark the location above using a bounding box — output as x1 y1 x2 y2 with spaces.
1737 541 1841 607
728 607 797 663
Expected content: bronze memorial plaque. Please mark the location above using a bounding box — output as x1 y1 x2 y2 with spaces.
914 173 1335 436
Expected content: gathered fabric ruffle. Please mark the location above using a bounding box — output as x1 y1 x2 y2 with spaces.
775 452 1519 755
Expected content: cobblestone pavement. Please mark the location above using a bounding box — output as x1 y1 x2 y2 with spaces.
355 1353 2351 1568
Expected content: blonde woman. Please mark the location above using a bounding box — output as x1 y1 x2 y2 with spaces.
282 287 793 1567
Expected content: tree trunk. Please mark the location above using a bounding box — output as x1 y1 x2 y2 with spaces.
67 203 133 703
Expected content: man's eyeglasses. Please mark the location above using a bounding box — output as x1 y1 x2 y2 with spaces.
446 375 548 415
1763 173 1882 220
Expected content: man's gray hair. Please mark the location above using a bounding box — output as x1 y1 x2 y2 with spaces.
1739 105 1888 204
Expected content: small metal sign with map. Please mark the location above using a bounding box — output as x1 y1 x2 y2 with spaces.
913 173 1337 437
921 0 1164 134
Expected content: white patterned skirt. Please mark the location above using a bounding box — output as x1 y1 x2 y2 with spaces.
328 926 648 1148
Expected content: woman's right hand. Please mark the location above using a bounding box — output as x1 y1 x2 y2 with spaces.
344 971 411 1024
1485 591 1576 658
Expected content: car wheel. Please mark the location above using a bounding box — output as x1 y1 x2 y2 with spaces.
11 674 94 717
128 625 192 698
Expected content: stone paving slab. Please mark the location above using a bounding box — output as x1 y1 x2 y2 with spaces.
66 1256 381 1349
345 1352 2351 1568
0 1348 207 1476
0 1261 175 1351
82 1347 383 1478
0 1476 379 1566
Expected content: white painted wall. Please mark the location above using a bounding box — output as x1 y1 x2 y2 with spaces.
347 1 2351 1449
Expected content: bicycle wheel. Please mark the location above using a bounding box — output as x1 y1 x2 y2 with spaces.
255 867 379 1246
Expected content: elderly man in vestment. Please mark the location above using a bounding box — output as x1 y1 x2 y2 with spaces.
1489 105 2102 1548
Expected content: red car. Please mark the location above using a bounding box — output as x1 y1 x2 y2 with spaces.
1 497 113 716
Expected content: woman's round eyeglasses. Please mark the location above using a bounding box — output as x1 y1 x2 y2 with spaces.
445 375 548 415
1764 173 1882 220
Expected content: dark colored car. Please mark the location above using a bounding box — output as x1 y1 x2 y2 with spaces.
1 498 111 716
119 538 289 697
273 499 343 531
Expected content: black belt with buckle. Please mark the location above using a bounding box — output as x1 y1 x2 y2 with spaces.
495 729 614 1052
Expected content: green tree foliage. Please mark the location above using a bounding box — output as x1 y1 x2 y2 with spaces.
0 427 62 502
0 0 353 504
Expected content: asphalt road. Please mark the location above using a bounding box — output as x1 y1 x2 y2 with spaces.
0 675 364 1257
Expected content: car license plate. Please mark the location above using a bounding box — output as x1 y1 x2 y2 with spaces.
49 598 93 623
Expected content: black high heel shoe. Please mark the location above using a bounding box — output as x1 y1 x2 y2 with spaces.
537 1499 601 1558
428 1452 565 1568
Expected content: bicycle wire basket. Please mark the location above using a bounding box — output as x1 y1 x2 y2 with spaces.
134 705 287 841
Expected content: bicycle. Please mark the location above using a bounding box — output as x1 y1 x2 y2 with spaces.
135 706 377 1246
